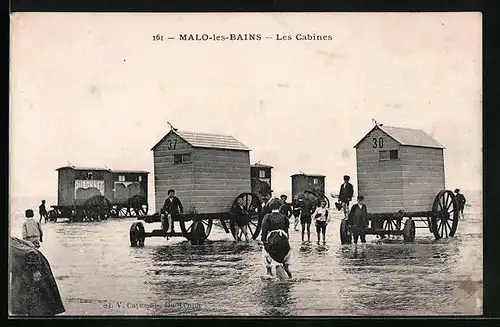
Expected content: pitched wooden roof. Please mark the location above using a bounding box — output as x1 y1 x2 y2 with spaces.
151 130 250 151
353 125 445 149
56 166 149 174
251 163 273 169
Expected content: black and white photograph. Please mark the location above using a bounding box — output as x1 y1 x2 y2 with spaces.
9 12 482 316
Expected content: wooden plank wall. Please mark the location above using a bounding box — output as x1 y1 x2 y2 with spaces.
57 169 75 206
153 134 194 213
192 148 251 214
356 129 404 213
291 176 310 199
401 146 445 211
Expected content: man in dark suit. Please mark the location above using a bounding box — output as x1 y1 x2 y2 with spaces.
161 189 184 233
348 196 368 244
339 175 354 219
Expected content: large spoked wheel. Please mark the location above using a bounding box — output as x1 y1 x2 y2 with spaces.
403 218 416 243
229 192 263 241
129 195 148 217
130 222 145 247
85 196 111 221
340 219 352 245
179 215 213 245
431 190 459 239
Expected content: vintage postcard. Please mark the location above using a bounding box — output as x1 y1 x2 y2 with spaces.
9 12 482 316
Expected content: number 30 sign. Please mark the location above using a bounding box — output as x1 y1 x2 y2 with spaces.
372 137 384 148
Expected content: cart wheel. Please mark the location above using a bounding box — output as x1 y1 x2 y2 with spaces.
47 209 58 222
179 216 213 243
340 220 352 245
130 222 145 247
431 190 459 239
118 205 130 217
382 218 400 238
230 192 263 240
110 205 120 218
403 218 416 243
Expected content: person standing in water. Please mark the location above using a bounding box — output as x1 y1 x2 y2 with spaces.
260 198 292 279
291 195 302 231
312 200 330 245
22 209 43 248
348 196 368 244
299 190 315 243
454 189 467 220
230 197 251 242
279 194 293 219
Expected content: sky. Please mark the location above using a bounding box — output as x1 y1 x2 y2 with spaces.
10 12 482 202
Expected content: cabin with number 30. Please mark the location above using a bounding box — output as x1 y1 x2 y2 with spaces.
353 124 446 213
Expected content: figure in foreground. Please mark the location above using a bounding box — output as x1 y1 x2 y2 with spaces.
10 237 65 316
161 189 184 233
260 198 292 279
299 190 315 243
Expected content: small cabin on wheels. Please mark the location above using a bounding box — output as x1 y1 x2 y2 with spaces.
353 124 445 213
250 163 273 202
151 130 251 214
291 173 328 206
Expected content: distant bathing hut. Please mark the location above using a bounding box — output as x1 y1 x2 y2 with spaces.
250 163 273 202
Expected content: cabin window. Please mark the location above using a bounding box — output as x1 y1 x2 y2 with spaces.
313 178 318 184
259 170 266 178
174 153 192 164
118 175 125 182
379 150 399 161
138 176 142 182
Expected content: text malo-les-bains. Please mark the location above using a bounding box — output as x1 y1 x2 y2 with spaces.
178 33 332 41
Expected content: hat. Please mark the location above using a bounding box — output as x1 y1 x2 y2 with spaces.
334 202 343 211
280 194 288 199
320 199 327 204
357 196 364 201
343 175 350 180
454 189 460 193
25 209 34 218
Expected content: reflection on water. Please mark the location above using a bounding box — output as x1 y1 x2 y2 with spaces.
9 205 482 316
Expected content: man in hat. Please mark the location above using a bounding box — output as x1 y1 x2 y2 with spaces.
279 194 293 219
260 198 292 279
22 209 43 248
454 189 467 220
39 200 48 223
161 189 184 233
339 175 354 220
299 190 315 243
348 196 368 244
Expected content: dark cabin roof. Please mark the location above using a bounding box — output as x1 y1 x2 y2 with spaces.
291 173 326 178
251 163 273 169
56 166 149 174
151 130 250 151
353 125 445 149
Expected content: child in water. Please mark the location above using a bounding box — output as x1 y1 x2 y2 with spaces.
312 200 330 245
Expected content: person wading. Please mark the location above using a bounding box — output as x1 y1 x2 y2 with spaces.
161 189 184 233
454 189 467 220
291 195 302 231
22 209 43 248
348 196 368 244
279 194 293 220
339 175 354 220
312 200 330 245
230 197 251 242
260 198 292 279
299 190 315 243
